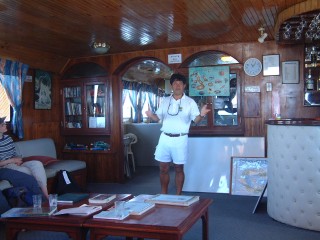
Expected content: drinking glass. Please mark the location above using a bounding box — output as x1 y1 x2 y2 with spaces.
114 201 125 218
49 194 58 208
32 194 42 208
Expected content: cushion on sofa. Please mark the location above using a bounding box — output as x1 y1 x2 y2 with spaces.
14 138 57 159
46 160 86 173
44 168 58 179
23 156 59 166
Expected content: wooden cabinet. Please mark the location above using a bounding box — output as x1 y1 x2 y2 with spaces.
61 77 110 136
304 44 320 106
60 77 111 153
60 74 117 182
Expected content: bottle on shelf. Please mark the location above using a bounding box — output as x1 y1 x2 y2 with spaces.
310 46 318 67
317 75 320 91
306 69 314 91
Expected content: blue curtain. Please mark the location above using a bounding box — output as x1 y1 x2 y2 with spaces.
0 59 29 139
123 81 138 122
122 80 162 123
137 87 147 122
147 92 156 113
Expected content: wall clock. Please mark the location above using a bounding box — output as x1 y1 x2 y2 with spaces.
244 58 262 76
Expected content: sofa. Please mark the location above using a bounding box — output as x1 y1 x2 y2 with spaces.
0 138 87 193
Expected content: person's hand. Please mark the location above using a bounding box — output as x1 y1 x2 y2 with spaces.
145 105 153 118
11 156 23 166
200 104 211 117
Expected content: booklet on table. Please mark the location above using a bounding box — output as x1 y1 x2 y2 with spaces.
93 209 130 220
145 194 199 206
1 207 57 218
57 193 89 204
88 194 116 204
54 204 102 216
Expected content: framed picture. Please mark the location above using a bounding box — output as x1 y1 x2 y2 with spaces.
34 70 52 110
263 54 280 76
282 60 300 84
230 157 268 196
189 66 230 97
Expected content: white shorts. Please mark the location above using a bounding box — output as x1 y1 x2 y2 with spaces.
154 133 188 164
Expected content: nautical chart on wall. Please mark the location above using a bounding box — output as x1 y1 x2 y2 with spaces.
189 66 230 96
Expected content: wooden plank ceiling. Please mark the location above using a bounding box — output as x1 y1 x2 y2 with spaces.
0 0 311 73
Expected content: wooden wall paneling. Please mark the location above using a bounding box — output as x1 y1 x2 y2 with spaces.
22 70 61 141
244 92 261 117
245 118 263 137
62 151 118 183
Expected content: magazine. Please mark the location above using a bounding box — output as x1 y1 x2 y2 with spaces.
93 209 130 220
1 207 57 218
54 204 102 216
124 201 155 215
88 194 116 204
145 194 199 206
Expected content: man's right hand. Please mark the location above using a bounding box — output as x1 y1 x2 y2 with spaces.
145 105 153 118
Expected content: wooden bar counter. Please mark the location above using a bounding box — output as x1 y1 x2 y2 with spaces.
265 118 320 231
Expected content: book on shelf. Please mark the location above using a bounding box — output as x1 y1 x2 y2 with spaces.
145 194 199 206
1 207 57 218
93 209 130 220
57 193 89 204
54 204 102 216
88 194 116 204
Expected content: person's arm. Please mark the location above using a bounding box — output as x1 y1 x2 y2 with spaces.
193 104 211 124
145 106 160 122
0 157 23 167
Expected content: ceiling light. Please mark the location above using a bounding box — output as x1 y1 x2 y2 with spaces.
221 56 233 62
258 27 268 43
92 42 110 54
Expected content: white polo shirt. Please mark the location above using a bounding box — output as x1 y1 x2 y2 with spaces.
156 94 200 134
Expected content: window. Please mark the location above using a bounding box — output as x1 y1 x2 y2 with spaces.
123 92 133 122
179 50 244 135
123 90 157 123
0 83 11 121
121 59 173 123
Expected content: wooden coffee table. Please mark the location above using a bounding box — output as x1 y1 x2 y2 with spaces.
1 194 132 240
84 198 213 240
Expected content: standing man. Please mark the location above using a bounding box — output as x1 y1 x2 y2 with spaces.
145 73 210 195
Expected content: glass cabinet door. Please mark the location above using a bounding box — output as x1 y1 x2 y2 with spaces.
63 86 82 128
86 83 106 128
